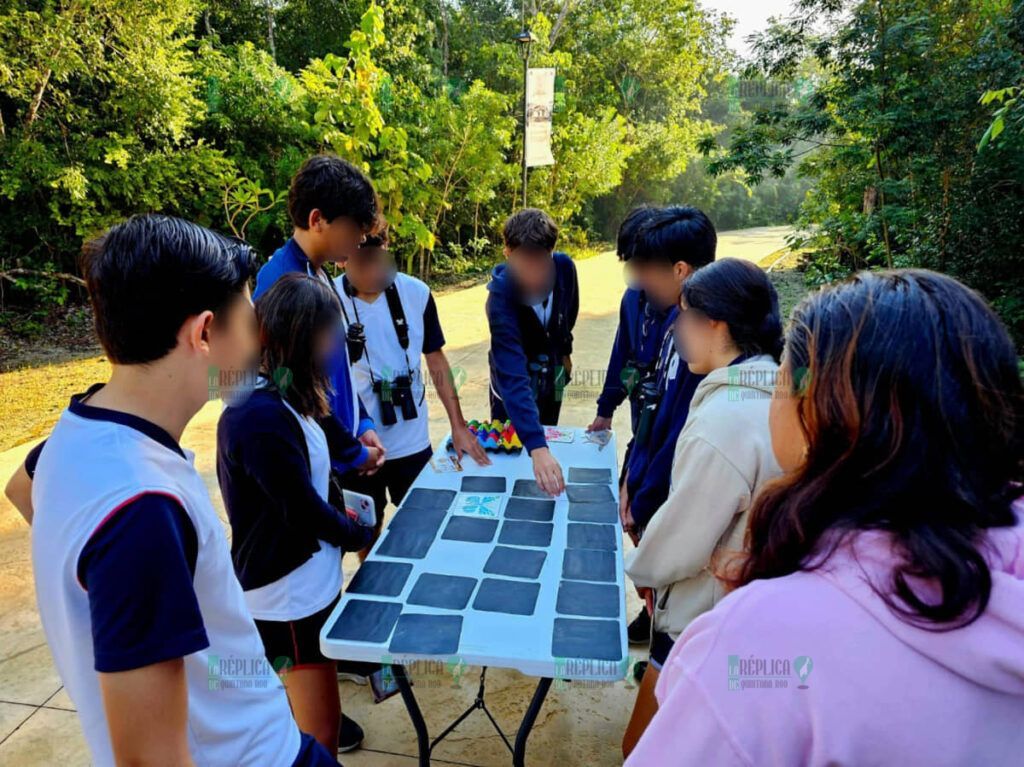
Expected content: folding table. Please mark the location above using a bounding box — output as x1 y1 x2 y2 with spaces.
320 427 627 766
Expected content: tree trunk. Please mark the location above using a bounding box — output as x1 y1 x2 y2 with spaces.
266 2 276 62
24 68 52 128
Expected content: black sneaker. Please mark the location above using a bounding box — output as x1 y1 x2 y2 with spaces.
633 660 648 684
338 714 364 753
627 608 651 644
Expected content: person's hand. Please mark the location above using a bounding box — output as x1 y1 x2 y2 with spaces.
359 430 386 473
530 447 564 496
587 415 612 433
450 423 491 466
358 446 384 476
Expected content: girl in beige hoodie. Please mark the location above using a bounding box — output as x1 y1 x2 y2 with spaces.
623 258 784 756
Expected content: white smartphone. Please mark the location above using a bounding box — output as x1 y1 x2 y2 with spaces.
342 489 376 528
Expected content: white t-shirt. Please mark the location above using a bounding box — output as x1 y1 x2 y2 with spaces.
242 398 343 621
530 290 554 327
335 272 446 459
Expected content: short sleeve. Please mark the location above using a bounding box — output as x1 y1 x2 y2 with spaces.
77 493 209 673
422 293 446 354
24 440 46 479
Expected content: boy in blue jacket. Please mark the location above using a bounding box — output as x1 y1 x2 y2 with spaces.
254 154 385 476
486 208 579 496
619 206 716 645
587 206 664 436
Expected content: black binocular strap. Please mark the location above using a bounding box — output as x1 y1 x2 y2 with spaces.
383 282 410 351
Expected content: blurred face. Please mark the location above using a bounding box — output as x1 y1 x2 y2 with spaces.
309 209 367 265
627 259 693 311
345 245 397 295
313 322 340 373
205 285 260 405
769 353 809 472
505 246 555 303
675 296 733 374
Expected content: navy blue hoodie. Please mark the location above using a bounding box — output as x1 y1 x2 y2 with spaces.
625 309 704 530
596 288 670 433
485 251 579 452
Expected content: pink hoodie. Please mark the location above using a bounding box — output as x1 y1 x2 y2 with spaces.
626 505 1024 766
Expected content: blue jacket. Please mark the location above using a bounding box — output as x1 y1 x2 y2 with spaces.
254 237 371 471
486 251 579 453
596 288 670 433
625 308 704 530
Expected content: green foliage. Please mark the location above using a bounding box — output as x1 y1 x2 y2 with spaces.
1 0 800 312
703 0 1024 345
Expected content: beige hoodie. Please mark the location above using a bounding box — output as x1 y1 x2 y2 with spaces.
624 355 781 640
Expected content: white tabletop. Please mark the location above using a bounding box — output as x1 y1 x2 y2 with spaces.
320 426 628 681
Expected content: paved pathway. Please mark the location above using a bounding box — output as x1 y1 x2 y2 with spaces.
0 226 792 765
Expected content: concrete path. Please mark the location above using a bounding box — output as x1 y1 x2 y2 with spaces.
0 226 792 765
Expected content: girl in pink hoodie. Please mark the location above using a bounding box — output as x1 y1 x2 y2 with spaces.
627 269 1024 766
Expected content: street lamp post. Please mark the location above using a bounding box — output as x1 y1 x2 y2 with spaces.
514 29 533 208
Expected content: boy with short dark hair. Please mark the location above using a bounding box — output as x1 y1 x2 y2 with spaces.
30 214 338 766
486 207 579 496
587 205 660 436
255 153 386 479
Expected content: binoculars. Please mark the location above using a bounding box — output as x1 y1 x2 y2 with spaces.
346 322 367 363
528 354 553 401
633 378 662 447
373 374 418 426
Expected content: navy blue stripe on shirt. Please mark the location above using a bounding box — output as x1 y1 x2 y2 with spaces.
69 385 187 459
78 492 208 673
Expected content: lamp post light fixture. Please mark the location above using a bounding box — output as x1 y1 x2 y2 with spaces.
514 29 534 207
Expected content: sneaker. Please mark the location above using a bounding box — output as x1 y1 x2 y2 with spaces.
627 608 651 644
338 714 364 753
633 660 648 684
337 670 369 686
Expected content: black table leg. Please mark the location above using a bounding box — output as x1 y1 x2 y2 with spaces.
391 664 430 767
390 664 553 767
512 677 553 767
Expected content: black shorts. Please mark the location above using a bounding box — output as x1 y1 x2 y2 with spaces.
254 595 339 671
341 446 433 528
649 630 675 671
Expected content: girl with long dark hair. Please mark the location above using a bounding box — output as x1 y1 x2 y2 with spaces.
623 258 784 755
627 269 1024 765
217 273 377 756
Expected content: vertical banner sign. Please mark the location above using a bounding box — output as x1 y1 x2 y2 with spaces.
525 67 556 168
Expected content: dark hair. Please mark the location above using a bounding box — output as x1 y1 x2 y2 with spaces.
80 214 254 365
732 269 1024 629
616 206 656 260
255 273 341 419
360 216 389 249
288 154 378 231
503 208 559 252
627 205 716 268
682 258 783 361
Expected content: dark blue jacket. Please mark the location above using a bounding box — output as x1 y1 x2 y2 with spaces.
254 237 370 471
485 251 579 452
596 288 670 433
217 388 372 590
625 308 704 530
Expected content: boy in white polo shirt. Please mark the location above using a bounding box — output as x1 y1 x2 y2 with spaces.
336 223 490 555
29 214 339 766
